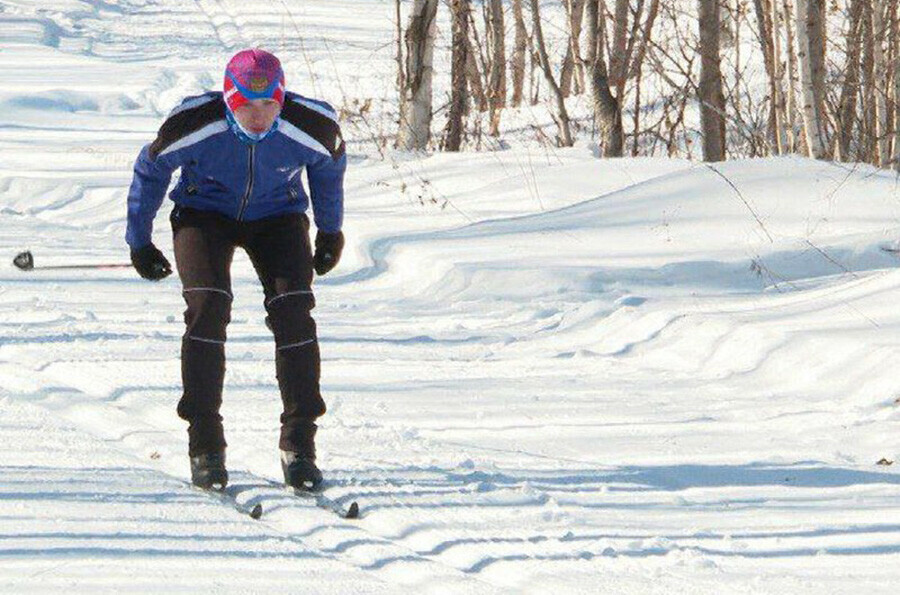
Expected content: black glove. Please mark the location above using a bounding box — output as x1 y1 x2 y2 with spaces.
131 243 172 281
314 230 344 276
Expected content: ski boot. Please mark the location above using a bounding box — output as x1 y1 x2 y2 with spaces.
190 450 228 490
281 450 323 491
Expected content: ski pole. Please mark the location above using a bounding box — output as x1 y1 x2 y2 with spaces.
12 251 133 272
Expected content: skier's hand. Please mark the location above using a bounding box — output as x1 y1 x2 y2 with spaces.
313 230 344 276
131 243 172 281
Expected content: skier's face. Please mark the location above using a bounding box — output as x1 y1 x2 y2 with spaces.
234 99 281 135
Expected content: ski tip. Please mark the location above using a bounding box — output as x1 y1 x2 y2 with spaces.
249 503 263 520
346 501 360 519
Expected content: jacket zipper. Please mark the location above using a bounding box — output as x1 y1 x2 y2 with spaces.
237 144 256 220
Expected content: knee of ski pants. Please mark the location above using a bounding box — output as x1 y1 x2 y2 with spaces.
182 289 232 342
264 289 316 347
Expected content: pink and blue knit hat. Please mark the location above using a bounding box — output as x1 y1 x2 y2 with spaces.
223 48 285 113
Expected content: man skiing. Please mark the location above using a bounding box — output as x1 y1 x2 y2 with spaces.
125 48 346 492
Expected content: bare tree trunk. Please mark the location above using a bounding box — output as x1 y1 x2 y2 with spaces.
560 0 587 97
769 0 788 152
487 0 506 136
698 0 727 161
873 0 890 165
528 26 541 106
628 0 660 79
882 0 897 167
782 0 799 152
632 70 641 156
511 0 528 107
585 0 623 156
795 0 827 158
753 0 783 153
529 0 574 146
732 0 742 121
628 0 659 156
610 0 630 91
397 0 439 151
572 0 587 93
444 0 469 151
395 0 405 94
465 32 488 112
892 0 900 168
862 0 877 163
839 0 865 160
561 0 575 97
808 0 828 142
887 0 898 162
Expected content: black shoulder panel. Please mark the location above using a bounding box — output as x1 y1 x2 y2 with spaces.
149 93 226 160
281 98 345 160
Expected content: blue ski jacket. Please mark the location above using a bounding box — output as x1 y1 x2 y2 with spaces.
125 90 346 250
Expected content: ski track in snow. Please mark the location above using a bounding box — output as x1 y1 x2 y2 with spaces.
4 0 900 593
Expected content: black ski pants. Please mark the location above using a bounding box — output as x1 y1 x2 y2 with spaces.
170 206 326 457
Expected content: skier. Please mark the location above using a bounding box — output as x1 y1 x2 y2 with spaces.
125 48 346 492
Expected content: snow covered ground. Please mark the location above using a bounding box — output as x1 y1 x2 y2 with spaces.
4 1 900 593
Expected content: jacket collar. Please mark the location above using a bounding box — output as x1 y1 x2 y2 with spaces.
225 108 279 145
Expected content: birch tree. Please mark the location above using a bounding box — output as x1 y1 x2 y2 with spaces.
782 0 799 152
443 0 469 151
698 0 727 161
560 0 587 97
511 0 528 107
529 0 573 146
585 0 623 156
838 0 865 160
872 0 890 165
752 0 785 153
892 0 900 168
397 0 439 151
795 0 827 158
487 0 507 135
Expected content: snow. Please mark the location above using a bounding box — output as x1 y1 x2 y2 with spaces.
3 0 900 593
